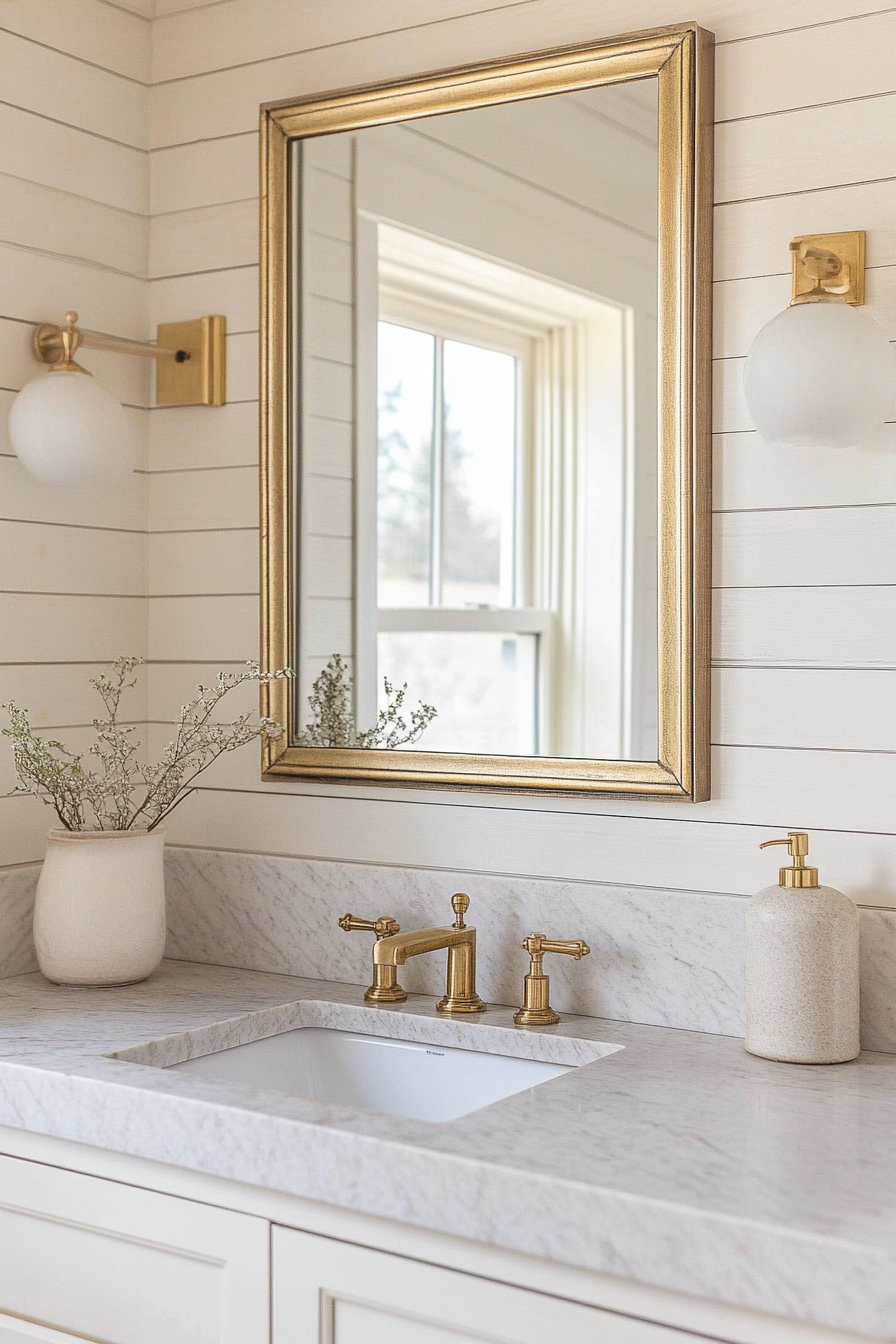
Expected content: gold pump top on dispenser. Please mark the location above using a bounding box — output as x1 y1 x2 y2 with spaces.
759 831 819 889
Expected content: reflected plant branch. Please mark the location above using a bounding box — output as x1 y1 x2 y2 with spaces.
296 653 436 750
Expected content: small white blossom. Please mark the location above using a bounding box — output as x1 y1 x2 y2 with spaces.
1 657 293 832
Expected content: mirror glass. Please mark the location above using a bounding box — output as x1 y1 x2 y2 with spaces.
293 78 659 761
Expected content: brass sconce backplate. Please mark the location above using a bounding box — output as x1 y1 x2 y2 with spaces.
156 316 226 406
791 231 865 306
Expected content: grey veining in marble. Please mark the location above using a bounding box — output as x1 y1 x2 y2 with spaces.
163 846 896 1052
1 962 896 1339
0 864 38 979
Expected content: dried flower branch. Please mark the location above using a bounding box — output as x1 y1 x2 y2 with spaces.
296 653 436 749
1 657 293 832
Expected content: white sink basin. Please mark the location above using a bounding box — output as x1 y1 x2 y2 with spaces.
167 1026 575 1122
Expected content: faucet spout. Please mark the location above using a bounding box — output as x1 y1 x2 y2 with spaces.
372 894 486 1014
373 926 469 967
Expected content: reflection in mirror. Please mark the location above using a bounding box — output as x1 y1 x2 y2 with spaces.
294 79 659 761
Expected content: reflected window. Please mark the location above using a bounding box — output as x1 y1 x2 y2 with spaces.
376 318 539 755
377 324 517 609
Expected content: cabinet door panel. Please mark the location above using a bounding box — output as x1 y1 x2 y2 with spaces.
0 1155 268 1344
273 1226 712 1344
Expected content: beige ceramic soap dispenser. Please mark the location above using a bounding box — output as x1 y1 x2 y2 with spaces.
746 831 859 1064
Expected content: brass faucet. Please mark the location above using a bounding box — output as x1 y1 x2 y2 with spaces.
373 893 486 1014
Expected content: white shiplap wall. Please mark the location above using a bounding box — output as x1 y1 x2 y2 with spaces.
144 0 896 909
6 0 896 919
0 2 150 878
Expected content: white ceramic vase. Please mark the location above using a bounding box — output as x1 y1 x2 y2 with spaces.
34 828 167 987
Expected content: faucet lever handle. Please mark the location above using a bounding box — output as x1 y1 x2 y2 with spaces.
339 913 407 1005
339 913 400 940
523 933 590 961
514 932 591 1028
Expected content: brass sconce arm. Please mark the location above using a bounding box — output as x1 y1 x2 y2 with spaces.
31 310 226 407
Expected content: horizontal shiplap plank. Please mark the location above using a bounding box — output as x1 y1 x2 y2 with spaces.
157 723 896 841
0 28 146 149
162 778 896 908
148 400 259 471
303 416 353 478
0 521 145 596
715 505 896 588
0 445 147 534
148 593 256 661
716 11 896 123
716 585 896 667
0 661 148 728
0 242 146 336
303 168 353 244
714 666 896 752
714 177 896 284
0 104 146 216
304 597 353 655
150 133 257 215
303 475 352 536
713 427 896 512
148 529 258 595
148 464 257 531
0 593 146 662
0 173 147 278
0 795 71 868
306 296 352 364
305 358 352 422
146 661 259 725
151 0 547 82
149 0 896 145
149 265 258 333
305 235 352 305
0 0 150 82
148 199 257 279
305 536 353 599
716 92 896 205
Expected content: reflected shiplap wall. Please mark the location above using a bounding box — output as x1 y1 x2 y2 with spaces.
4 0 896 991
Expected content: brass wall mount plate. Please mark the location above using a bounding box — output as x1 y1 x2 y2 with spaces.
156 316 226 406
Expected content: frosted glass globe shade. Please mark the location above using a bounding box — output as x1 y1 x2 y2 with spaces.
743 302 895 449
8 370 137 489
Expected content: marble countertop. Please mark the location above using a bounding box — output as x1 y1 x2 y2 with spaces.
0 961 895 1339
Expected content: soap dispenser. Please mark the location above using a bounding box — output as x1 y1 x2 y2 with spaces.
746 831 859 1064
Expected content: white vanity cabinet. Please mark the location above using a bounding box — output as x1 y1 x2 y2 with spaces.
0 1138 870 1344
272 1226 704 1344
0 1154 269 1344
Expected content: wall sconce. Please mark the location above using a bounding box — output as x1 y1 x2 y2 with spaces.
8 311 226 489
743 231 895 449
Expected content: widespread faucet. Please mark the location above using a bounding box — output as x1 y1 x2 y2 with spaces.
373 893 486 1014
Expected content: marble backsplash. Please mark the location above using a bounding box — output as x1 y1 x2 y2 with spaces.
3 848 895 1051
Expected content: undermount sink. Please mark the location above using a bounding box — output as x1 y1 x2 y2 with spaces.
167 1025 577 1122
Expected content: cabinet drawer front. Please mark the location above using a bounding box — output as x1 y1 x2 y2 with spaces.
0 1155 268 1344
0 1311 99 1343
273 1226 715 1344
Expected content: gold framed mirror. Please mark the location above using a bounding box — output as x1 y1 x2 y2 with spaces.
260 22 713 799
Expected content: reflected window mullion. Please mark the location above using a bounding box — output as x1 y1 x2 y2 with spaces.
430 335 445 608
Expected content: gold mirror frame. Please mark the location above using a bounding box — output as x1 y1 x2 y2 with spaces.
260 21 713 799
